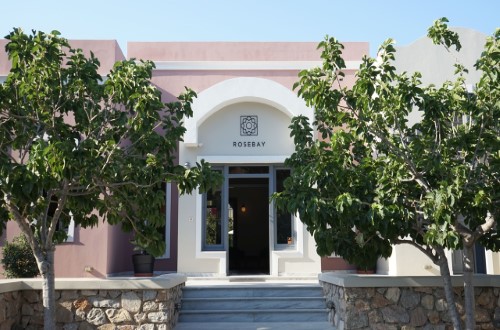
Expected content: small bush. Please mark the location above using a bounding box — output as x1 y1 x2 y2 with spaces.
1 235 39 278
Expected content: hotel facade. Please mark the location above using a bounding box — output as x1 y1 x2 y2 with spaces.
1 28 497 278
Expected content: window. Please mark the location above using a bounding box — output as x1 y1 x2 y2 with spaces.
229 166 269 174
203 169 224 250
158 182 171 258
275 168 294 248
58 213 75 243
451 244 486 274
49 195 75 243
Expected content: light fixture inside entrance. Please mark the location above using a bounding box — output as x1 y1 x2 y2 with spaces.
240 204 247 213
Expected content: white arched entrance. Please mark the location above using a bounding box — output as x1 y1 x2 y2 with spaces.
184 77 313 147
177 77 319 276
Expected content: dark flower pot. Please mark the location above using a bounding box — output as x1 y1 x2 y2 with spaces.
356 268 376 274
132 253 155 276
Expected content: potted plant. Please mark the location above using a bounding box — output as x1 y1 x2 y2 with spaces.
352 248 379 274
131 225 165 277
344 230 390 274
132 249 156 276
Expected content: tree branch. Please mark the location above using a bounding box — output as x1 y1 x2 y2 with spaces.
341 100 433 193
394 238 439 263
3 194 45 262
46 180 69 248
472 211 496 242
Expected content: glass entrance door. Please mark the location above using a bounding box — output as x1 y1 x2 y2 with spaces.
201 165 295 275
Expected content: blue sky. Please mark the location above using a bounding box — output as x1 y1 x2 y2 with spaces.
1 0 498 56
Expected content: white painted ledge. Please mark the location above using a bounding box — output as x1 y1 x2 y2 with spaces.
319 273 500 288
0 273 187 293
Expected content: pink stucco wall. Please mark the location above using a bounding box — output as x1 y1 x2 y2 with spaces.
128 41 367 62
128 41 367 101
0 39 129 278
0 39 123 75
69 40 125 74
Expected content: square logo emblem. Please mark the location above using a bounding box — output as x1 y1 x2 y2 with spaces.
240 115 258 136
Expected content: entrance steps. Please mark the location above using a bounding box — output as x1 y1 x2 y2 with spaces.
175 281 333 329
174 322 335 329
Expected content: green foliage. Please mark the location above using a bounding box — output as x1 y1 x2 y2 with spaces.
205 211 221 245
0 30 225 328
0 28 223 258
428 17 462 51
273 19 499 270
1 235 39 278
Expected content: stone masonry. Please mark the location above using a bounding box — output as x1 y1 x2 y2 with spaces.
0 283 184 330
0 290 23 330
320 280 500 330
0 275 185 330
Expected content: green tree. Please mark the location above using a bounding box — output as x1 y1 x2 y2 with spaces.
0 29 220 329
274 19 499 329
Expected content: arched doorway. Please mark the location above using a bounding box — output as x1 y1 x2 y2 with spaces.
178 77 318 276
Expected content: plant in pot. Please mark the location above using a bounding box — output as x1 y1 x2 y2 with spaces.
350 230 389 274
328 228 389 274
351 247 379 274
131 223 165 277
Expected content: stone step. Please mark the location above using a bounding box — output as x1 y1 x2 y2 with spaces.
177 282 331 326
182 284 324 299
181 296 326 310
178 308 330 322
174 321 334 329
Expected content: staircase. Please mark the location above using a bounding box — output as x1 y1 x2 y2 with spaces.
174 283 333 329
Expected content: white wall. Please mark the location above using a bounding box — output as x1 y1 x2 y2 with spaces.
385 28 494 276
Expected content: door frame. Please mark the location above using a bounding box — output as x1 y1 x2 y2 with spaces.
222 166 272 275
194 158 306 276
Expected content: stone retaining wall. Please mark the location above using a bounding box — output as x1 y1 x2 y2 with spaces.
0 289 22 330
0 275 186 330
319 273 500 330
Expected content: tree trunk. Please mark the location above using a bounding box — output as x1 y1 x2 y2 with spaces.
437 248 462 330
37 248 56 330
463 244 476 330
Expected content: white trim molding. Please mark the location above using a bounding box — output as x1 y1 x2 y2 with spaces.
200 156 289 165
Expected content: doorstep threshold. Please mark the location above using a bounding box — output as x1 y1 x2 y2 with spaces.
184 274 319 286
